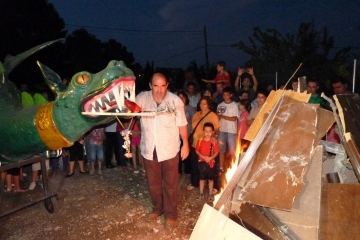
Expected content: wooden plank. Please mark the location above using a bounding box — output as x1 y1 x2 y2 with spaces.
334 93 360 181
343 133 360 181
270 145 323 240
190 204 261 240
334 94 360 148
230 203 286 240
245 90 311 142
237 102 319 210
319 183 360 239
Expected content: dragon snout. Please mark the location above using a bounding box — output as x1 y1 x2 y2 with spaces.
82 78 136 117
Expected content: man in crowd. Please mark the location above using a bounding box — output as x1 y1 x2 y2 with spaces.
331 77 350 95
307 79 326 108
234 67 258 102
136 73 190 229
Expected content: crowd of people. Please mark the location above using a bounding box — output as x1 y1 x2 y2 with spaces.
1 60 354 229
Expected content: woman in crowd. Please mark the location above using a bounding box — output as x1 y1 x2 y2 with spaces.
66 136 87 177
198 88 217 112
188 96 220 192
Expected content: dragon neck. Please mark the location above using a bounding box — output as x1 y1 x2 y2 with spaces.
35 102 73 149
51 97 109 143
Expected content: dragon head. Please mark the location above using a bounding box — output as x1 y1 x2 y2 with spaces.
0 39 138 164
38 60 136 142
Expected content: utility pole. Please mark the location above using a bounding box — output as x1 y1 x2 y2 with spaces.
204 26 210 77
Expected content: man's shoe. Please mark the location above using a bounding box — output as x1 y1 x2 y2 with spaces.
165 218 177 228
147 212 160 221
106 165 115 169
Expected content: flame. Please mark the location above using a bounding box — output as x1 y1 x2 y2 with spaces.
213 127 244 206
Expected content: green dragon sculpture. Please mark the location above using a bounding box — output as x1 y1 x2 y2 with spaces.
0 40 136 165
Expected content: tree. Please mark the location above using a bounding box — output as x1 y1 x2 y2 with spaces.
63 28 103 75
63 29 140 85
0 0 66 57
0 0 67 90
232 21 351 93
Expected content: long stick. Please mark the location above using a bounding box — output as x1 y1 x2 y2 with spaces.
82 112 156 116
283 63 303 90
353 59 357 93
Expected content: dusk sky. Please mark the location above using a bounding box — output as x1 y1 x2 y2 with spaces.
48 0 360 72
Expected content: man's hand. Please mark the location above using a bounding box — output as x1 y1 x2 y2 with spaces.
181 142 190 160
247 67 254 76
238 68 245 76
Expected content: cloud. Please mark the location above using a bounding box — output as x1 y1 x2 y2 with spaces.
157 0 257 30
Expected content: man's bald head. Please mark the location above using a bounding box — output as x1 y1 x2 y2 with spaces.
149 73 169 104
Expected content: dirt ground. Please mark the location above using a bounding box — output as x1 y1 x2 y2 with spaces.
1 153 358 240
0 163 210 240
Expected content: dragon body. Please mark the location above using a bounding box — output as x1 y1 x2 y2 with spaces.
0 40 136 165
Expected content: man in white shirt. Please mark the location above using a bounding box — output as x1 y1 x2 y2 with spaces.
136 73 189 228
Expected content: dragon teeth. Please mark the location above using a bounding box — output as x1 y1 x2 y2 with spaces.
113 83 123 111
119 82 125 107
90 103 96 111
96 98 103 107
130 84 136 102
105 93 110 102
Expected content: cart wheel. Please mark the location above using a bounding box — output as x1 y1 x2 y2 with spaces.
44 196 58 214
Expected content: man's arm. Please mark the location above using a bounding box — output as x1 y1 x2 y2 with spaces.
179 125 190 160
202 79 215 84
247 67 258 92
234 68 245 92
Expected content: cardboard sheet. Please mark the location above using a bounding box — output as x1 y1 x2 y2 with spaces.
238 102 318 210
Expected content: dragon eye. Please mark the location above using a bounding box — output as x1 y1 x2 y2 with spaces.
77 74 90 85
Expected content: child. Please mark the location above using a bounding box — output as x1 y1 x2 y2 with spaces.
217 86 239 173
238 99 251 152
201 61 231 87
88 127 106 174
129 118 142 173
195 122 220 202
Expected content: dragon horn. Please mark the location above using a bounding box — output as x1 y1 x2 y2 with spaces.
2 39 63 78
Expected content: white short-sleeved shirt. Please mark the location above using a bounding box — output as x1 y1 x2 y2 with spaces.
136 90 188 162
217 101 239 134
